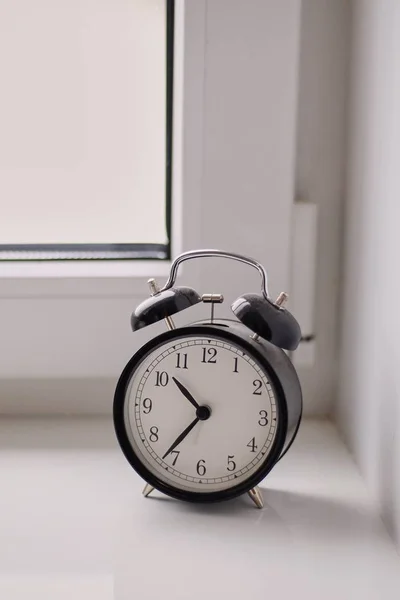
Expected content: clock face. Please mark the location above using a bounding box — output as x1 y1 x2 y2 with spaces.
116 329 281 497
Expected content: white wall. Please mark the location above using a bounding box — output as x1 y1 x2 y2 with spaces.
295 0 350 414
338 0 400 547
186 0 302 330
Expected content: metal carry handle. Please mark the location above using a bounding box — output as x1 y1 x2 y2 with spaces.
159 249 270 299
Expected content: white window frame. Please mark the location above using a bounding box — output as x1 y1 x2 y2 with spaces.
0 0 201 298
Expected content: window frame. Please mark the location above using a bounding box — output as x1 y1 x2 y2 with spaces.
0 0 175 264
0 0 196 296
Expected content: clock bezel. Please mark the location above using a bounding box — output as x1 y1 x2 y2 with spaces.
113 324 288 504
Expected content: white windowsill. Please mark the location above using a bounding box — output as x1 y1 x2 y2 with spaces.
0 259 172 279
0 259 173 298
0 418 398 598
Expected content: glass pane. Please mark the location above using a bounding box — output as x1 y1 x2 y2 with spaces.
0 0 169 256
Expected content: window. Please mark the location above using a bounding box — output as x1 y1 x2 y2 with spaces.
0 0 305 413
0 0 173 261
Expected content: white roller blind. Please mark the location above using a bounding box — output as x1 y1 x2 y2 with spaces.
0 0 167 246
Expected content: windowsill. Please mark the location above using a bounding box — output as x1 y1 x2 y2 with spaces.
0 259 172 279
0 260 173 298
0 417 398 598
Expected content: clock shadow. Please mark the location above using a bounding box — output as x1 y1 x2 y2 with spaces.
112 485 385 600
260 487 383 543
146 485 381 545
139 489 284 551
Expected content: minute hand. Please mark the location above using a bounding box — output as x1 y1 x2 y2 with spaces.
162 417 200 459
172 377 200 409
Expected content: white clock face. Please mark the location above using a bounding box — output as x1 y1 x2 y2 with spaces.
123 334 279 494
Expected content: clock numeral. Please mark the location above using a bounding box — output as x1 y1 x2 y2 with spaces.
233 357 239 373
227 455 236 472
149 426 159 442
176 352 188 369
142 398 152 414
253 379 262 395
196 459 206 476
247 437 258 453
155 371 169 387
201 347 217 364
258 410 268 426
170 450 180 466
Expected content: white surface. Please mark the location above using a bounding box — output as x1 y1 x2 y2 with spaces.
0 0 166 245
0 1 310 411
338 0 400 548
0 418 399 600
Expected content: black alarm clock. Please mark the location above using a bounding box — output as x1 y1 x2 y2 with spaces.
113 249 302 508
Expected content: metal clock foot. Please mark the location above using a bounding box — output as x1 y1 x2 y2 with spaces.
248 486 264 509
142 483 155 498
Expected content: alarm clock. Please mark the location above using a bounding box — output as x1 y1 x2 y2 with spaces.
113 249 302 508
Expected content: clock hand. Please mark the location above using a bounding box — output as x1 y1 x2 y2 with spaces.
172 376 200 410
162 416 200 459
162 403 212 460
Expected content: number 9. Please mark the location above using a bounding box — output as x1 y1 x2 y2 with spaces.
143 398 152 414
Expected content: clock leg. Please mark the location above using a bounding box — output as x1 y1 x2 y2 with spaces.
142 483 155 498
248 486 264 509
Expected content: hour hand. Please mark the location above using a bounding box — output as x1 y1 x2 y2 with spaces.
172 376 200 410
